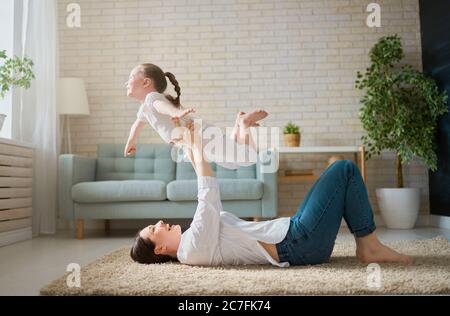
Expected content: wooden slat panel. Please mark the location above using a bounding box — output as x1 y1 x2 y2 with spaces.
0 188 32 198
278 175 319 182
0 177 32 188
0 207 32 221
0 217 31 233
0 154 33 167
0 143 33 158
0 197 32 210
0 166 33 177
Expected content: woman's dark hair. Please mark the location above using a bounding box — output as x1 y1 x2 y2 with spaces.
139 63 181 108
130 230 179 264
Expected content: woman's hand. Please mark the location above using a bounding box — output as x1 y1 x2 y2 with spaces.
171 119 212 177
170 118 196 148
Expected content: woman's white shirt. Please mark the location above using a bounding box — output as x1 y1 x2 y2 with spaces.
177 176 291 267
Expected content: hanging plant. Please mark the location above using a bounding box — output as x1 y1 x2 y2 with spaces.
0 49 35 99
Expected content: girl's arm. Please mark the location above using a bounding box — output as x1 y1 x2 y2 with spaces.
124 119 146 156
153 100 195 119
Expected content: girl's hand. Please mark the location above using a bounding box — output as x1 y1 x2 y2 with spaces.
124 141 137 157
171 107 195 121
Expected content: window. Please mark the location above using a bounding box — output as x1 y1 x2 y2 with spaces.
0 0 15 139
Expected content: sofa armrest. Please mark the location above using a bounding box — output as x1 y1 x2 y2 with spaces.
58 154 97 219
257 149 279 218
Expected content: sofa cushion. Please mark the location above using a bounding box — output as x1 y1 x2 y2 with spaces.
72 180 166 203
96 144 176 183
166 179 263 201
175 160 257 180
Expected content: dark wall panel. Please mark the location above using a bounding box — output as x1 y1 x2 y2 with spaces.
420 0 450 216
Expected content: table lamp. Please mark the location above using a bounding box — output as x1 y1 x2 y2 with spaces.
57 77 90 153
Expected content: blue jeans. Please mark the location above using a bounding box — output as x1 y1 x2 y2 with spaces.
275 160 376 265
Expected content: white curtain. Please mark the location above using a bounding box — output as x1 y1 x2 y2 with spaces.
18 0 59 235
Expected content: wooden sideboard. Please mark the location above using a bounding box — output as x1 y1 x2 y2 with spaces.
0 138 33 247
277 146 366 183
276 146 366 216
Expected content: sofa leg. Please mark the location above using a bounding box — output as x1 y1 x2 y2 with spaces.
253 217 260 222
76 219 84 239
105 219 110 235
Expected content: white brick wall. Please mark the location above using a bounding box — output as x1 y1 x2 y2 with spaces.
58 0 428 224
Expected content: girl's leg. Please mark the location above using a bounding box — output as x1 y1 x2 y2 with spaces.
214 112 259 169
231 112 259 150
230 112 242 143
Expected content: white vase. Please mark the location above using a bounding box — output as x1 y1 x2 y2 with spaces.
0 114 6 132
376 188 421 229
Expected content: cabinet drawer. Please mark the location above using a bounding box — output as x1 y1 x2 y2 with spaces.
0 154 33 167
0 197 32 210
0 177 33 188
0 207 32 221
0 143 33 158
0 166 33 177
0 188 32 198
0 217 32 233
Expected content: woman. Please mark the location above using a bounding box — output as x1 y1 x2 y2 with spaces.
130 120 413 266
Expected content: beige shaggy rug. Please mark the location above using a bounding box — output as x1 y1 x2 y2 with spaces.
40 236 450 295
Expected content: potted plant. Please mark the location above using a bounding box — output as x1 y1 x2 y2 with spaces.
0 49 35 131
283 121 301 147
355 34 448 229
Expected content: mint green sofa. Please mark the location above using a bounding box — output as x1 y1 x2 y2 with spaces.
58 144 278 238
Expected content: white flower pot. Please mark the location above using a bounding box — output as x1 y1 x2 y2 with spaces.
376 188 421 229
0 114 6 131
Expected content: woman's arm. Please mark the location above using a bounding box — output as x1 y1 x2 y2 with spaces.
190 140 213 177
172 120 213 177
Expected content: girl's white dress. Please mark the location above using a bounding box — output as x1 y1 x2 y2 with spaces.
137 92 258 169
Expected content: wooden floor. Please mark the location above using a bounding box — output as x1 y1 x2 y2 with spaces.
0 227 449 296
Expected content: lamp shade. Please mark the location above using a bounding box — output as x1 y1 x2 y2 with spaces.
57 77 90 116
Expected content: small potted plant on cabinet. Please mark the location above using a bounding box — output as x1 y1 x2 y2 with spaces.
283 121 301 147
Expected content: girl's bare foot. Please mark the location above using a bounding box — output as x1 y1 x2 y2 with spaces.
230 112 245 142
231 111 260 143
356 234 413 265
239 109 268 128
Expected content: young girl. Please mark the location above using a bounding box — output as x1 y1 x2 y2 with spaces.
124 63 268 169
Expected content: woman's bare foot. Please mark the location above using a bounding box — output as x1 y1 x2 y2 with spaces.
239 109 268 128
355 233 413 265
